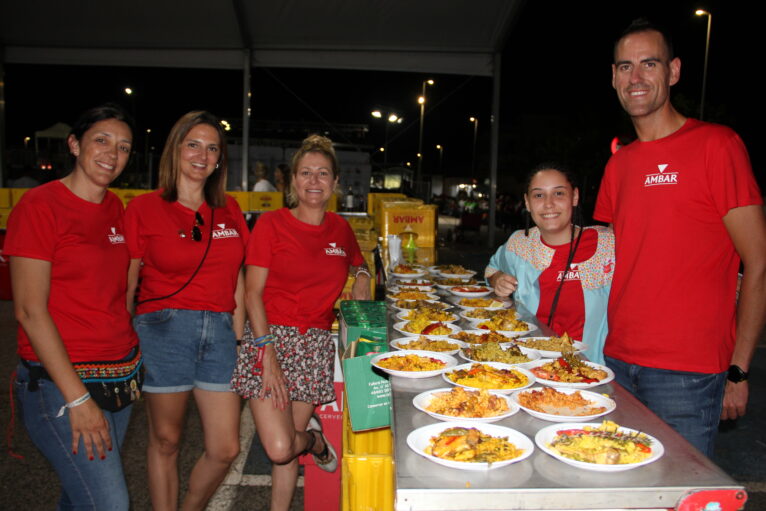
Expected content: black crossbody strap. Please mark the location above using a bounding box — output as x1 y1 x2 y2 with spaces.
136 208 215 306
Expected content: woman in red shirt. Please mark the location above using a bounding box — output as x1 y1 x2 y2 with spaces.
8 104 138 510
486 164 614 364
126 111 248 511
232 135 371 511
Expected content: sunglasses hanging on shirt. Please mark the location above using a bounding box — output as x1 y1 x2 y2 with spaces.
138 209 215 306
191 211 204 242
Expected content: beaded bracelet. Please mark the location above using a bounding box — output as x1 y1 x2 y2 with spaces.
56 391 91 418
253 334 275 347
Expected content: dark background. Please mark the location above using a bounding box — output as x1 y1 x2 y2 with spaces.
3 1 760 204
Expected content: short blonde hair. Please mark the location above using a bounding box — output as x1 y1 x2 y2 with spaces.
287 134 338 206
159 111 228 208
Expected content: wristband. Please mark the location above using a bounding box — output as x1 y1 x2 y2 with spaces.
57 391 92 417
253 334 275 347
355 268 371 279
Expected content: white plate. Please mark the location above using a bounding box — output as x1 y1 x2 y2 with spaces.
450 297 509 311
412 388 519 423
407 421 534 470
471 320 535 338
386 292 440 302
535 422 664 472
391 270 427 279
434 278 477 290
514 337 588 358
370 350 458 379
459 309 520 324
390 300 450 312
393 321 462 337
391 278 433 287
449 286 494 298
511 387 616 422
391 337 467 356
525 359 615 389
395 310 459 323
459 347 541 366
451 329 517 346
443 362 536 394
388 285 437 294
438 270 478 279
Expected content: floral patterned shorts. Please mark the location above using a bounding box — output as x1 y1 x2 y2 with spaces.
231 324 336 405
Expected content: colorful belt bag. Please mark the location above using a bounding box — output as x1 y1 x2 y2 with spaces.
24 348 144 412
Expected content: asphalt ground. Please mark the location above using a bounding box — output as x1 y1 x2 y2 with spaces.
1 217 764 509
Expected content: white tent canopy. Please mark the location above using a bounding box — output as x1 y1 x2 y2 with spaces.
34 122 70 140
2 0 521 75
1 0 524 245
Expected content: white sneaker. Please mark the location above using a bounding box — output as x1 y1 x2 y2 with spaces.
307 414 338 472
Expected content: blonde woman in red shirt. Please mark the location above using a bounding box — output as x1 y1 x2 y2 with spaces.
232 135 371 511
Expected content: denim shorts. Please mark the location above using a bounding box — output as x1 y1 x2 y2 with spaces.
133 309 237 393
14 362 132 510
605 355 726 457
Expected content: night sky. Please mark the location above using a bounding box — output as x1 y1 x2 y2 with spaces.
3 0 760 197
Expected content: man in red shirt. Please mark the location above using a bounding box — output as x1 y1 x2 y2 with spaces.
594 18 766 456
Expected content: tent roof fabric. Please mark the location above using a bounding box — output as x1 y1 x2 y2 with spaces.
35 122 71 139
1 0 523 76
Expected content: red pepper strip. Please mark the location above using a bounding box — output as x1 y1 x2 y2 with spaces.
421 322 444 335
468 366 483 375
557 429 587 436
580 377 599 384
636 443 651 453
557 357 571 370
444 435 460 445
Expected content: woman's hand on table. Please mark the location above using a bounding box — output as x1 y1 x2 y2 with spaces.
489 271 517 297
69 399 112 460
261 345 288 409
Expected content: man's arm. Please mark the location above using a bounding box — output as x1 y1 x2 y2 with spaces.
721 204 766 420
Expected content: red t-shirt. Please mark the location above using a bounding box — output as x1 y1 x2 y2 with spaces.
5 181 138 362
594 119 762 373
536 229 597 340
246 208 364 331
125 191 249 315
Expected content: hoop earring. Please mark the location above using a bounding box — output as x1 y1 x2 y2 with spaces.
215 163 220 169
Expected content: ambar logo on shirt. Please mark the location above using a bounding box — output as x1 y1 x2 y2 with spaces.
108 227 125 244
212 223 240 239
325 242 346 256
556 263 580 282
644 164 678 187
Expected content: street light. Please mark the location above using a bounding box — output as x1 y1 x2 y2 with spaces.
469 117 479 174
435 144 444 172
123 87 137 134
695 9 712 120
417 79 434 182
371 110 403 166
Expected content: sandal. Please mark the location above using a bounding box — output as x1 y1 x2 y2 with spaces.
306 414 338 473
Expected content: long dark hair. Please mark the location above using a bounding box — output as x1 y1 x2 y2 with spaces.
523 163 584 329
158 111 228 208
